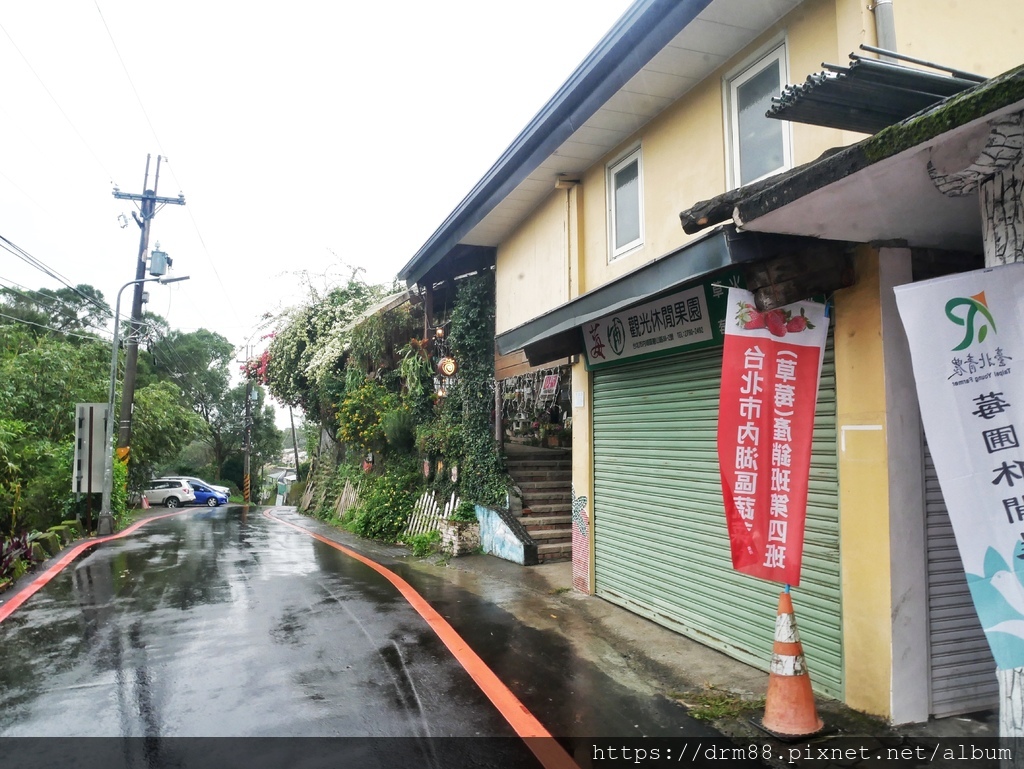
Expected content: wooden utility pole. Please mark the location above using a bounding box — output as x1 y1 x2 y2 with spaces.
111 155 186 465
244 378 253 504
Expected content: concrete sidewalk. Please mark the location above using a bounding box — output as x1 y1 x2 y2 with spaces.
402 551 1001 768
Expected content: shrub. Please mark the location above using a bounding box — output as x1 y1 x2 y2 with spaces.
348 458 420 542
450 499 478 523
337 380 397 453
403 530 441 556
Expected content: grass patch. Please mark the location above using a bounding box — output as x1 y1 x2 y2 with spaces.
672 685 764 721
548 587 571 595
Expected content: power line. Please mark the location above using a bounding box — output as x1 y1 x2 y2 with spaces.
0 311 108 342
0 235 113 317
92 0 164 157
0 278 115 339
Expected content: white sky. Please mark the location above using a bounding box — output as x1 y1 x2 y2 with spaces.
0 1 633 363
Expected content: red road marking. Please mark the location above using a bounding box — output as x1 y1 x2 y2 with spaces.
263 508 579 769
0 509 192 624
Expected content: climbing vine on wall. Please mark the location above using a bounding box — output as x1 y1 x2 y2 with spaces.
443 272 507 506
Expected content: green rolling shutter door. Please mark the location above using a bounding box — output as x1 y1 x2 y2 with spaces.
592 340 842 698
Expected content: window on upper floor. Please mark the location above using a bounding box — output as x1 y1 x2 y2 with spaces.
607 146 644 261
726 42 791 187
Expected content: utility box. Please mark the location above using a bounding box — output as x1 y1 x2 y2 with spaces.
73 403 108 494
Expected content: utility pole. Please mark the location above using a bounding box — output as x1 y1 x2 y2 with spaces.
289 406 301 482
244 378 253 504
111 155 185 466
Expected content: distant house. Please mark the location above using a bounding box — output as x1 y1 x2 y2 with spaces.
398 0 1024 723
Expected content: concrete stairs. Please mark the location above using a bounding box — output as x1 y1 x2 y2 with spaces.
504 448 573 564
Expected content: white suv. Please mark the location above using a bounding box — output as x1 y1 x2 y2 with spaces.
144 479 197 508
154 476 230 497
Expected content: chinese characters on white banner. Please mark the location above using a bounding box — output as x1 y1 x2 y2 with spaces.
895 264 1024 669
717 288 829 586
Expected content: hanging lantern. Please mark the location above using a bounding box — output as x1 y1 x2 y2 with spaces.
437 356 458 377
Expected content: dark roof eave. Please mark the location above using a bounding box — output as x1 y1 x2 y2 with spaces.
398 0 715 287
726 63 1024 230
495 225 813 362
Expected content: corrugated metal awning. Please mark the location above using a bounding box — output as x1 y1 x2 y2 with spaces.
768 47 985 135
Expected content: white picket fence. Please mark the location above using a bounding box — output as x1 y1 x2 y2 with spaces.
405 490 460 537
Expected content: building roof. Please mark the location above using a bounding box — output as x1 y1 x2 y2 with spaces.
397 0 807 288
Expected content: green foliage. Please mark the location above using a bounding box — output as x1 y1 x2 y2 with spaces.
402 529 440 556
129 381 205 489
262 270 394 426
336 380 397 452
442 273 507 506
0 325 109 536
346 457 420 542
381 405 416 455
450 499 478 523
398 338 434 397
112 458 129 529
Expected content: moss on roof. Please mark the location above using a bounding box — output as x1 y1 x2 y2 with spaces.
863 63 1024 164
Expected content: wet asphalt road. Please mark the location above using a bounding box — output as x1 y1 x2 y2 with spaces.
0 505 743 766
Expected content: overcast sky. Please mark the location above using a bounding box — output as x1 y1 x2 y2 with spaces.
1 1 632 369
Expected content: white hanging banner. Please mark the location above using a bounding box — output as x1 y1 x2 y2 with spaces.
895 264 1024 670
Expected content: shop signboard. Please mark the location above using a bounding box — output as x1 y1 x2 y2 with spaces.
895 264 1024 669
583 273 740 370
717 288 829 586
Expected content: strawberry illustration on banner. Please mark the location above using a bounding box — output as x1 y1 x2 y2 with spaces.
718 289 829 586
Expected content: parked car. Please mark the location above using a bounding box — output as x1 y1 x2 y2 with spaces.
154 476 231 497
183 480 229 507
144 479 196 508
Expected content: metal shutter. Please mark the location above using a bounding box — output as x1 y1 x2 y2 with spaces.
924 441 998 716
592 340 842 698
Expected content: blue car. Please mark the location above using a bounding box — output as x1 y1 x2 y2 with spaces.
184 480 229 507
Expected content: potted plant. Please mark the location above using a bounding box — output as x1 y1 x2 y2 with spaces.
441 500 480 556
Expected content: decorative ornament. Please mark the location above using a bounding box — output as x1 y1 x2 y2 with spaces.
437 356 458 377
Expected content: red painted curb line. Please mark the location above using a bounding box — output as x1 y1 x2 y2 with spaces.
263 508 580 769
0 509 192 624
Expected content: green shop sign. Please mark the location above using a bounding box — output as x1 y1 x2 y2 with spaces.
583 271 742 370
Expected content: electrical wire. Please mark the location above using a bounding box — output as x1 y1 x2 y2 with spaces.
0 235 112 317
0 311 108 342
0 276 115 337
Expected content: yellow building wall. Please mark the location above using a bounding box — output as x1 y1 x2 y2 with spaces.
494 190 570 335
494 0 1024 333
579 0 849 294
834 248 893 717
895 1 1024 78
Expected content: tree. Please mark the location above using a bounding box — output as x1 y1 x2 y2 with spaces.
0 284 110 338
262 268 392 427
128 381 205 489
0 325 109 533
148 329 236 478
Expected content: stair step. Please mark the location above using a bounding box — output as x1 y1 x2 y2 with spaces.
528 528 573 541
524 504 570 516
516 480 569 491
538 540 572 551
510 471 573 483
505 460 573 470
521 497 571 507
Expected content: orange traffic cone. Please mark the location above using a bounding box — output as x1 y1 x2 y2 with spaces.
759 591 824 740
141 495 150 510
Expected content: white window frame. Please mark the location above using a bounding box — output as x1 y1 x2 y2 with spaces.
606 145 644 262
724 39 792 188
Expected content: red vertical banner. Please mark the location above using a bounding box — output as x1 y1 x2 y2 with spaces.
717 289 829 586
